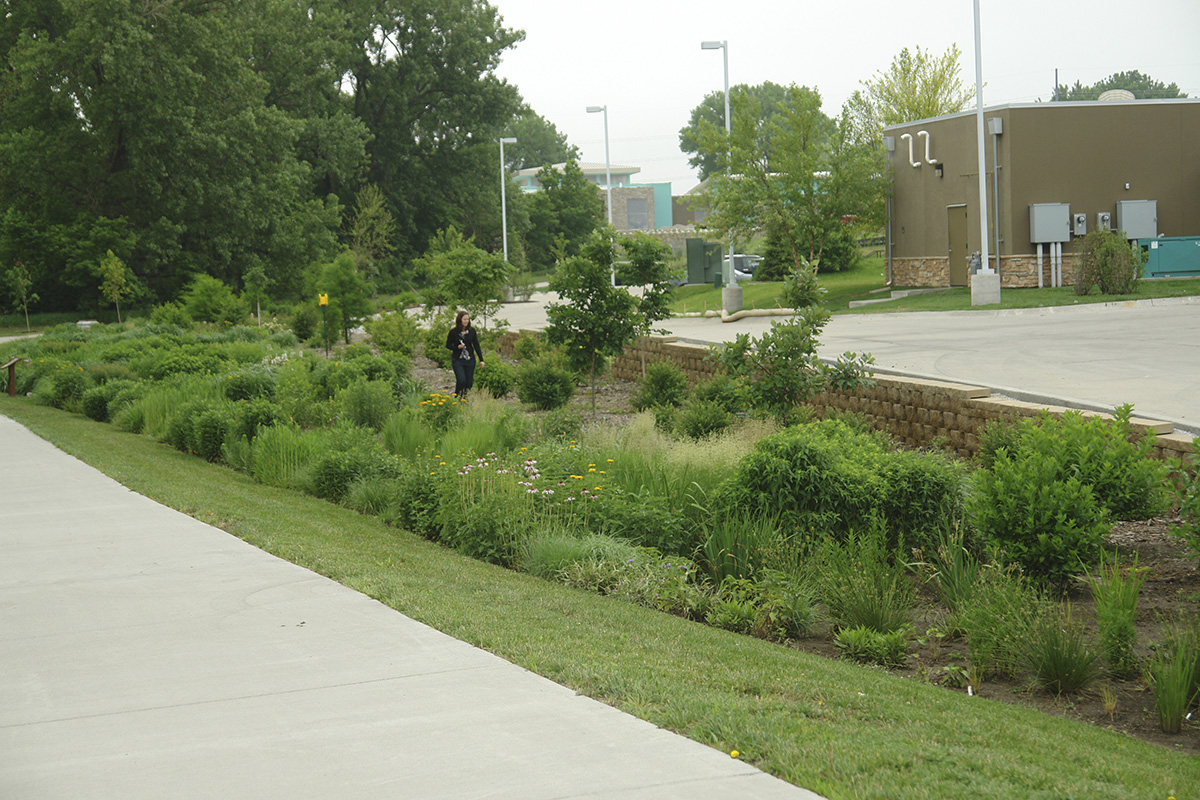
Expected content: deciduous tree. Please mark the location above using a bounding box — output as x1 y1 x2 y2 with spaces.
692 85 886 273
525 160 604 271
545 230 640 413
844 45 975 141
1051 70 1187 101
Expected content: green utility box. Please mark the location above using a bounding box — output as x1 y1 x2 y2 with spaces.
685 238 723 285
1140 237 1200 278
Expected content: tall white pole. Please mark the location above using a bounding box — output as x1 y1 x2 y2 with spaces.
973 0 990 276
587 105 615 285
499 137 516 263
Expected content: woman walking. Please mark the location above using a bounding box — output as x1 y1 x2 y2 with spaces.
445 310 485 397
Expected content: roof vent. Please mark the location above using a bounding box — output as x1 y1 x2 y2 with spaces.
1097 89 1136 102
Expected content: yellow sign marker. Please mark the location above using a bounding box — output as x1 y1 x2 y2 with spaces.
318 293 328 307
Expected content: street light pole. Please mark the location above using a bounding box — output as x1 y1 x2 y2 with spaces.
701 39 742 313
970 0 1001 305
586 105 615 286
499 137 517 264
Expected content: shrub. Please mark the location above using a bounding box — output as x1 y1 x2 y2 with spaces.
392 460 443 539
223 364 277 401
969 451 1110 589
676 400 732 440
291 303 318 341
474 358 516 399
191 406 232 461
538 407 583 441
630 360 689 412
165 400 207 451
367 310 418 356
82 381 135 423
511 331 546 362
86 361 136 385
1086 552 1147 678
692 373 751 414
834 626 910 669
1024 604 1101 694
1075 228 1145 296
304 429 403 503
516 354 576 411
149 302 192 327
50 364 91 410
1174 440 1200 560
338 378 396 431
229 397 281 442
420 309 457 368
975 418 1022 470
713 419 961 552
183 274 248 324
586 487 690 556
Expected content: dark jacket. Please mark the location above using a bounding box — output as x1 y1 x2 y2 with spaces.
445 326 484 362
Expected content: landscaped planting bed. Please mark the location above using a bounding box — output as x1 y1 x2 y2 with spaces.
3 319 1198 796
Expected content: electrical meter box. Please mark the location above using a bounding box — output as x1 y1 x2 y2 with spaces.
1097 212 1112 231
1072 213 1087 236
1029 203 1071 243
1116 200 1157 240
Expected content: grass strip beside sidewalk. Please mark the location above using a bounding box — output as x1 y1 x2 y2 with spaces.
4 399 1196 800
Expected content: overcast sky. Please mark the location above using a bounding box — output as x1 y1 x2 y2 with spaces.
491 0 1200 194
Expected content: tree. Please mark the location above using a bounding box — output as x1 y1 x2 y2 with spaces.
182 274 248 325
503 108 580 171
2 260 38 331
692 84 887 274
525 160 604 271
98 250 132 323
679 82 791 181
306 251 374 344
0 0 356 306
617 233 679 338
1051 70 1187 101
243 265 272 327
844 45 975 142
545 230 640 413
348 184 397 286
347 0 525 263
415 226 511 326
715 259 874 425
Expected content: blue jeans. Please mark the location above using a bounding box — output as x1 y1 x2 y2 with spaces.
452 357 476 396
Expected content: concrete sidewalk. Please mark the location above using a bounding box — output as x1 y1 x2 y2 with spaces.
0 415 821 800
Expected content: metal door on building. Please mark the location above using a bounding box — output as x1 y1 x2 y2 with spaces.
947 205 969 286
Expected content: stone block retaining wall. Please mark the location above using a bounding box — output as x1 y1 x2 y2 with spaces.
495 331 1193 465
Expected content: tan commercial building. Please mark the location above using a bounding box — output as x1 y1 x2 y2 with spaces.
884 99 1200 288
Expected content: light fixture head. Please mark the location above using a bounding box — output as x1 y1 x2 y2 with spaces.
499 137 516 144
586 105 604 114
700 41 725 50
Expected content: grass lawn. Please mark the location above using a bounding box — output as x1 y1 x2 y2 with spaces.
855 278 1200 313
3 397 1196 800
668 259 1200 317
671 257 889 315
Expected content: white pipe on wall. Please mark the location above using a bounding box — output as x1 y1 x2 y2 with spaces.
918 130 936 164
900 133 919 168
1037 243 1043 288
